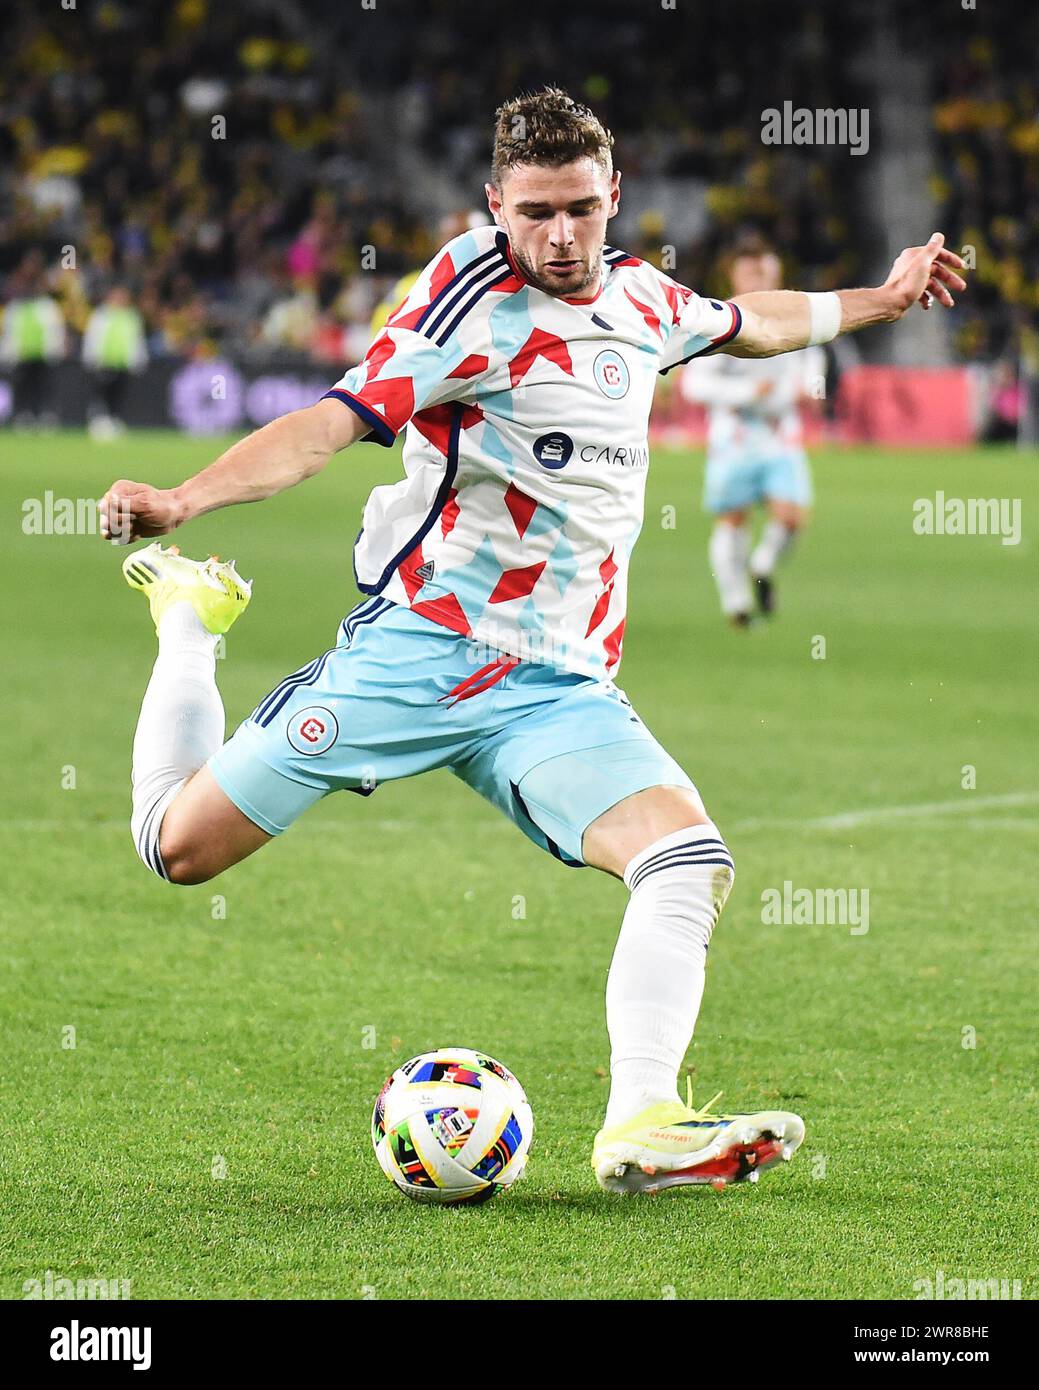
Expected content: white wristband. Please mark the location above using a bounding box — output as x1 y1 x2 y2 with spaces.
806 292 842 345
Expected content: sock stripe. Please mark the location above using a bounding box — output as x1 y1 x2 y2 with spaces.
136 800 159 874
628 838 730 872
146 802 168 879
629 843 734 893
135 794 171 881
626 834 734 888
643 837 729 856
639 836 728 856
631 844 734 873
630 856 735 893
628 850 734 895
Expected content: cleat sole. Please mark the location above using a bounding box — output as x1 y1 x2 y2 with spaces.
595 1121 804 1195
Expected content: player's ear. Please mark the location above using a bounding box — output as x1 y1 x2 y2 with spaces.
485 181 505 228
607 169 621 220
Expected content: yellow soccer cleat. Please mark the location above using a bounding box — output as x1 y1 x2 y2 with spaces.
592 1080 805 1195
122 541 252 636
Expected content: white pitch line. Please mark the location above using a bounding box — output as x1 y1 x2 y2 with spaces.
731 791 1039 834
4 794 1038 839
955 818 1039 830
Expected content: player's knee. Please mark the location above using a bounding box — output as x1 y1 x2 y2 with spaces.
132 816 215 886
693 823 735 920
160 835 217 886
713 850 736 911
162 854 209 887
625 821 735 896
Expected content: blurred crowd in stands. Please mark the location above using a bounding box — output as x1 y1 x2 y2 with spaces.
0 1 867 376
1 0 1034 435
929 20 1039 376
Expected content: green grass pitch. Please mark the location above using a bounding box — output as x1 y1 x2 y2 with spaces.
1 430 1036 1300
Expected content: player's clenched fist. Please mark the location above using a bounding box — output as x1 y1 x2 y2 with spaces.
98 480 181 544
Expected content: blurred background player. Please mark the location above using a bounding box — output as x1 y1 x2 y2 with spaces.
82 286 148 440
0 252 65 429
683 236 825 626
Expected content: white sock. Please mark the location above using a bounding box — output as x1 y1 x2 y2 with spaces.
603 824 735 1129
130 603 223 879
708 523 753 617
750 519 796 578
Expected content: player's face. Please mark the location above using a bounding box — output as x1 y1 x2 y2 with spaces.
729 253 782 295
486 158 620 298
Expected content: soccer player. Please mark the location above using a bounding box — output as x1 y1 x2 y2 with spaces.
1 256 66 428
82 287 149 440
98 88 965 1195
683 236 824 626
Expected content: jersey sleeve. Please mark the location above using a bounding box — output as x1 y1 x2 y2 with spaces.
654 271 743 374
322 248 489 446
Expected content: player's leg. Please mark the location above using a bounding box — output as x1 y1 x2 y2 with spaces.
457 690 725 1132
158 592 483 884
585 782 803 1192
455 676 803 1192
703 452 761 626
749 451 814 615
124 543 272 884
156 768 272 885
707 509 755 626
581 785 731 1115
749 498 806 614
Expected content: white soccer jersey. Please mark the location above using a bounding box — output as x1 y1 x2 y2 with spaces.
325 224 742 679
681 346 824 460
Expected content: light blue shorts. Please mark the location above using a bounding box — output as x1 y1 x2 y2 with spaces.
704 449 813 514
208 597 697 867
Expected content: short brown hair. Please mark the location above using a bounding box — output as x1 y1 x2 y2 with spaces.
726 231 776 263
491 86 614 188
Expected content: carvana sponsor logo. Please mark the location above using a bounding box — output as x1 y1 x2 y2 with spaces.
532 431 574 469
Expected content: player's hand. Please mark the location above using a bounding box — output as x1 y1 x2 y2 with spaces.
883 233 967 315
98 480 182 544
754 380 775 399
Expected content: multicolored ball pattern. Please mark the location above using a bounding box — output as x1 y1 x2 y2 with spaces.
372 1048 534 1205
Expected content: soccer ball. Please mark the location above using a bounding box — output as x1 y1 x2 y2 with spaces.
371 1048 534 1205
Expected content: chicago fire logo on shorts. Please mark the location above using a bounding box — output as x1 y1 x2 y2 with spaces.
287 705 339 755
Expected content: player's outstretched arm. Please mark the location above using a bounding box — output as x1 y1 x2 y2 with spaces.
725 232 967 359
98 398 368 544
